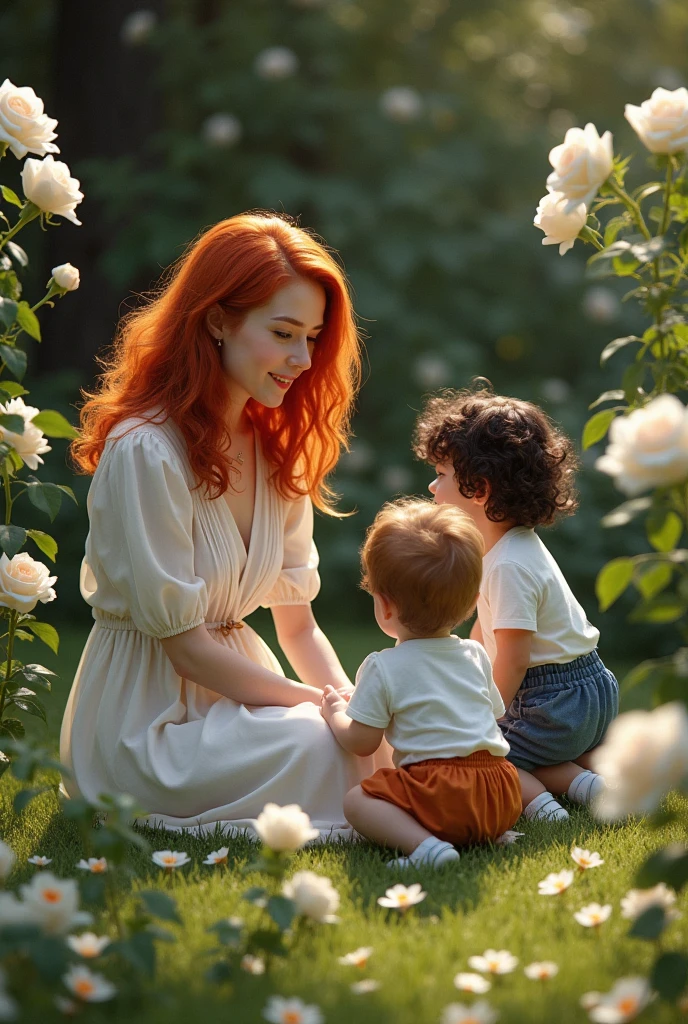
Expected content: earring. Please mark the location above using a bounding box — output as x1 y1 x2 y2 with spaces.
217 338 222 349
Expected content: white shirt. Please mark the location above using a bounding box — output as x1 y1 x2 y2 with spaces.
345 637 509 768
478 526 599 667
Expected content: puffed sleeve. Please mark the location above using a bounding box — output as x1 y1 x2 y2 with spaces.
87 430 208 638
346 654 391 729
260 493 321 607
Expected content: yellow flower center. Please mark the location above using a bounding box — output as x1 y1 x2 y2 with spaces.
162 856 177 865
91 862 106 873
618 998 638 1014
74 980 95 998
281 1013 302 1024
42 889 62 903
397 895 409 906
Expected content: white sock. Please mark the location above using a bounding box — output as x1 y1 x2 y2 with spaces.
567 770 605 806
387 836 460 869
524 791 569 822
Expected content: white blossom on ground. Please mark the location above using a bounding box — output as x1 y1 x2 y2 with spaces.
467 949 519 975
282 871 340 923
620 884 681 922
255 803 319 851
538 869 574 895
262 995 324 1024
625 87 688 154
534 191 587 255
240 954 265 975
524 961 559 980
0 79 59 160
591 702 688 817
377 883 426 910
0 842 15 881
63 964 116 1003
571 848 604 870
380 86 423 123
586 977 653 1023
51 263 80 291
495 830 525 846
151 850 191 870
21 155 84 225
120 10 157 46
595 397 688 498
453 972 492 993
255 47 299 80
574 903 613 928
66 933 111 958
546 122 614 210
338 946 374 968
202 847 229 866
19 873 92 935
440 1001 499 1024
202 113 242 148
27 855 52 868
350 980 380 994
0 397 52 471
76 858 107 874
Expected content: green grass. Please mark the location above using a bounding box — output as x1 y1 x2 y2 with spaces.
1 619 686 1023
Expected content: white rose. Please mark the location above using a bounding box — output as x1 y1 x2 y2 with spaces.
51 263 80 292
282 871 340 923
625 87 688 154
202 113 242 148
0 552 57 614
0 79 59 160
21 155 84 226
0 397 51 470
546 122 613 210
254 802 319 851
0 841 15 881
595 394 688 496
534 191 587 255
380 86 423 123
254 47 299 80
620 883 681 922
592 702 688 819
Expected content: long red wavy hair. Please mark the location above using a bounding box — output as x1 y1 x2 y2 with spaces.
70 213 362 514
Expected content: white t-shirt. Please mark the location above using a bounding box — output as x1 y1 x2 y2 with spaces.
478 526 599 668
345 636 509 768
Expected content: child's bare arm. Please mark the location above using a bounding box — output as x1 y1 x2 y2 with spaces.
320 685 384 756
492 628 533 706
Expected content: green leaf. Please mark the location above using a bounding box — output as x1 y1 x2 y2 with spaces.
16 664 55 692
647 509 683 552
0 381 28 398
596 557 634 611
243 886 268 905
630 594 686 624
5 243 27 268
636 562 673 600
29 935 70 984
589 390 625 410
0 413 24 435
0 344 27 381
0 718 24 739
13 787 46 814
139 890 182 925
205 961 232 984
621 659 660 691
8 696 47 723
13 630 33 642
0 525 26 559
116 931 157 977
248 929 287 957
57 484 77 505
31 410 77 439
603 215 631 246
636 843 688 891
0 298 18 329
582 409 617 450
26 530 57 562
27 621 59 654
1 186 23 209
622 361 646 403
651 952 688 1002
628 905 666 940
207 919 243 948
267 895 296 932
597 333 642 366
602 496 652 528
26 480 63 521
630 236 666 263
15 302 40 342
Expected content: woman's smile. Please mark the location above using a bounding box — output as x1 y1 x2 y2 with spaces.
269 372 298 390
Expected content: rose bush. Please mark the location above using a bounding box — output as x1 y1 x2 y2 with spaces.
0 552 57 613
625 86 688 155
0 79 59 160
0 396 51 470
595 394 688 496
20 154 84 225
545 123 614 211
534 192 588 255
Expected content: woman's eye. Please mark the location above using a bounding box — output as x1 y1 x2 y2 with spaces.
274 330 291 340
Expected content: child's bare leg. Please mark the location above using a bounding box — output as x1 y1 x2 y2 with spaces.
533 759 605 806
343 786 432 854
573 748 597 770
518 768 569 821
532 761 584 794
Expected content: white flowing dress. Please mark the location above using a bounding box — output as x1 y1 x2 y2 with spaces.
59 416 392 839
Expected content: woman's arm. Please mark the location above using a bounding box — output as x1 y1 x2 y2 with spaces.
492 628 533 706
160 625 322 707
470 615 484 644
271 604 353 693
320 686 384 755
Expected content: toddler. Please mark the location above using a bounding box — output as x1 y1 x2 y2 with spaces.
414 387 618 821
320 499 522 869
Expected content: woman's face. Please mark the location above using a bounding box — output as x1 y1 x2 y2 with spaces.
209 277 326 409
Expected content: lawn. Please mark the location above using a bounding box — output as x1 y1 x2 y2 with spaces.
0 615 685 1024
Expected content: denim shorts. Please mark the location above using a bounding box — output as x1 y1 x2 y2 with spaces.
498 650 619 772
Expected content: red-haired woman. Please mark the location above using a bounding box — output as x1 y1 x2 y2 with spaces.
60 213 391 839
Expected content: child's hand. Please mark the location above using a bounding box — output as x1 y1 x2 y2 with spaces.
320 684 349 722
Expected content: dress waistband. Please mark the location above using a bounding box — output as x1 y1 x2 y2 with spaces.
93 612 245 634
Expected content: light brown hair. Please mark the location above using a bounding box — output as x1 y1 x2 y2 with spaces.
361 499 484 636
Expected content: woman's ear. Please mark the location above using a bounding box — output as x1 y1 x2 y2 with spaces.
206 305 225 340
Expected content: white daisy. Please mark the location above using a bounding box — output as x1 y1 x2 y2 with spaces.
76 858 107 874
63 964 116 1003
571 847 604 870
440 1000 499 1024
538 869 574 895
350 980 380 994
620 884 681 921
467 949 518 975
151 850 191 870
240 954 265 975
27 855 52 868
587 977 653 1023
66 932 111 958
377 883 426 910
203 847 229 866
262 995 323 1024
453 972 491 993
574 903 613 928
338 947 374 968
524 961 559 980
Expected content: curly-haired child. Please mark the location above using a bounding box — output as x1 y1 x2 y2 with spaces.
320 499 522 868
414 387 618 822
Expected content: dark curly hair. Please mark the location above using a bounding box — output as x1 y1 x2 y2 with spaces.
413 387 579 527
